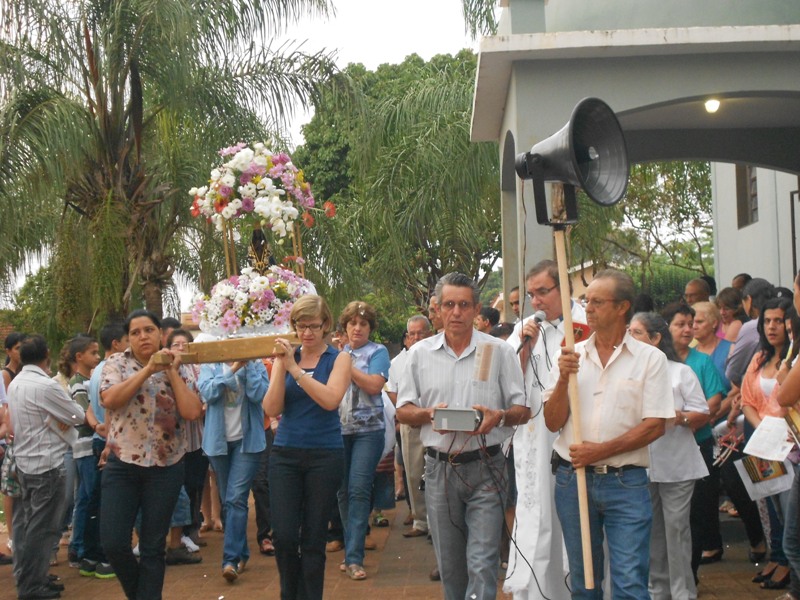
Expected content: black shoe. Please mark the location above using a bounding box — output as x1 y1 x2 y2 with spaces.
698 549 723 564
0 552 12 565
429 566 440 581
46 581 65 592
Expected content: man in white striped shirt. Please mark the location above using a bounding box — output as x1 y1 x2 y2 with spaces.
8 335 86 600
397 272 529 600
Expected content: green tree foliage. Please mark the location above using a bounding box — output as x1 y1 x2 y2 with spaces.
0 0 335 328
295 50 501 315
569 161 713 288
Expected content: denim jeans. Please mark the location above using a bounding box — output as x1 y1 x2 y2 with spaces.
14 464 67 599
208 439 261 567
252 428 274 544
338 429 385 566
100 455 184 600
555 464 653 600
70 452 98 559
782 464 800 598
425 451 506 600
83 438 107 563
61 448 76 534
270 446 344 600
182 448 208 538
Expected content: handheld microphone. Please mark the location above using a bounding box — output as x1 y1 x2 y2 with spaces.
517 310 547 353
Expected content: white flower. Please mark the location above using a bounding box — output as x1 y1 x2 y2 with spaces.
210 168 221 181
239 182 257 198
227 148 255 171
221 204 237 219
235 291 249 306
272 218 287 237
221 173 236 188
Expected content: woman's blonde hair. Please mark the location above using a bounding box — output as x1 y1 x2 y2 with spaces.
693 301 721 328
290 295 333 335
339 300 377 332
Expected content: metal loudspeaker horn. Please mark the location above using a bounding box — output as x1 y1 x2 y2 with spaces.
515 97 629 226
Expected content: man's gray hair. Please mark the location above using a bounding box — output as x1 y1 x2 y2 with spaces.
594 269 636 322
434 272 481 306
407 314 431 330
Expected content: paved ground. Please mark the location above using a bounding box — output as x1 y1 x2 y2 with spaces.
0 503 787 599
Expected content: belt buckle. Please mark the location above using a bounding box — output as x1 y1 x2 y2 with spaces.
594 465 608 474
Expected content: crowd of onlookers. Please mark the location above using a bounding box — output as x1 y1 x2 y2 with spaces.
5 268 800 600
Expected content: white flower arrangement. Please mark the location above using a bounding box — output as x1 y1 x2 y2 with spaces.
191 265 316 337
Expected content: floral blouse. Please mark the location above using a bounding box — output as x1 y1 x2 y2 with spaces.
100 349 198 467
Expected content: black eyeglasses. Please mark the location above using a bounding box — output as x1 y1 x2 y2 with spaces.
527 285 558 299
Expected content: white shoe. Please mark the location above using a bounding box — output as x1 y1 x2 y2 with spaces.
6 539 11 552
181 536 200 553
132 543 140 557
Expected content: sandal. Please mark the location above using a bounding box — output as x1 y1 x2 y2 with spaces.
339 560 346 572
259 538 275 556
346 564 367 580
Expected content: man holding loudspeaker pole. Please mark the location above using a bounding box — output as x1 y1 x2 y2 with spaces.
516 98 672 597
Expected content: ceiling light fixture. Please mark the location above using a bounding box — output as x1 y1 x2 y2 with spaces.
705 99 720 113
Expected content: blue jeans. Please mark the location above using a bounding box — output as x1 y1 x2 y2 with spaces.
425 451 506 600
555 465 653 600
782 464 800 598
14 465 67 599
338 430 385 566
208 439 261 568
100 455 184 600
61 448 76 535
270 446 344 600
70 452 98 559
83 438 107 563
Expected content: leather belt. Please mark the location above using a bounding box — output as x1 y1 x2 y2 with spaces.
556 456 643 475
426 444 502 465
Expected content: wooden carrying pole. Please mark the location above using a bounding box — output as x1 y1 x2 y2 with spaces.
553 224 595 590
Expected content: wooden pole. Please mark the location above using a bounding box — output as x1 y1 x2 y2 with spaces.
295 222 305 278
222 219 233 279
554 225 595 589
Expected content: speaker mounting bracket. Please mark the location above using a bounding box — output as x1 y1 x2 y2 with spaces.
525 155 579 227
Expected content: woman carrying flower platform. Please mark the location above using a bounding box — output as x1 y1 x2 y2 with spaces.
198 354 269 583
264 295 351 600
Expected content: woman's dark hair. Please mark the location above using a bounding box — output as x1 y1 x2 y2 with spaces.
124 309 161 334
166 329 194 348
756 297 792 370
631 312 680 362
661 302 694 326
716 287 749 322
3 332 27 366
786 306 800 366
338 301 377 333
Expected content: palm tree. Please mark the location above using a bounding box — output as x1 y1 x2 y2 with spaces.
0 0 335 324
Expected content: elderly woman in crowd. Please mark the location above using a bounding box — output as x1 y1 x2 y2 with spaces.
337 300 391 581
264 295 351 600
629 312 709 600
100 309 202 600
198 347 269 582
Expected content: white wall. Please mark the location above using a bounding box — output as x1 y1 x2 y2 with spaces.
712 163 799 289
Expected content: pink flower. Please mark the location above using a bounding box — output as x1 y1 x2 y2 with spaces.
241 197 254 212
219 142 247 157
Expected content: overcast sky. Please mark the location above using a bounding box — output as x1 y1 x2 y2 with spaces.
278 0 478 144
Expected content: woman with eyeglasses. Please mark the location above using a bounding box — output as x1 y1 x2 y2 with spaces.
628 312 709 600
198 337 269 582
264 295 351 599
336 300 391 581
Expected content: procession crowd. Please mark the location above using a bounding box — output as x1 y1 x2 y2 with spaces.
2 265 800 600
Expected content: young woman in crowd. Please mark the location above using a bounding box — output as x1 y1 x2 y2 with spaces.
741 297 796 590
